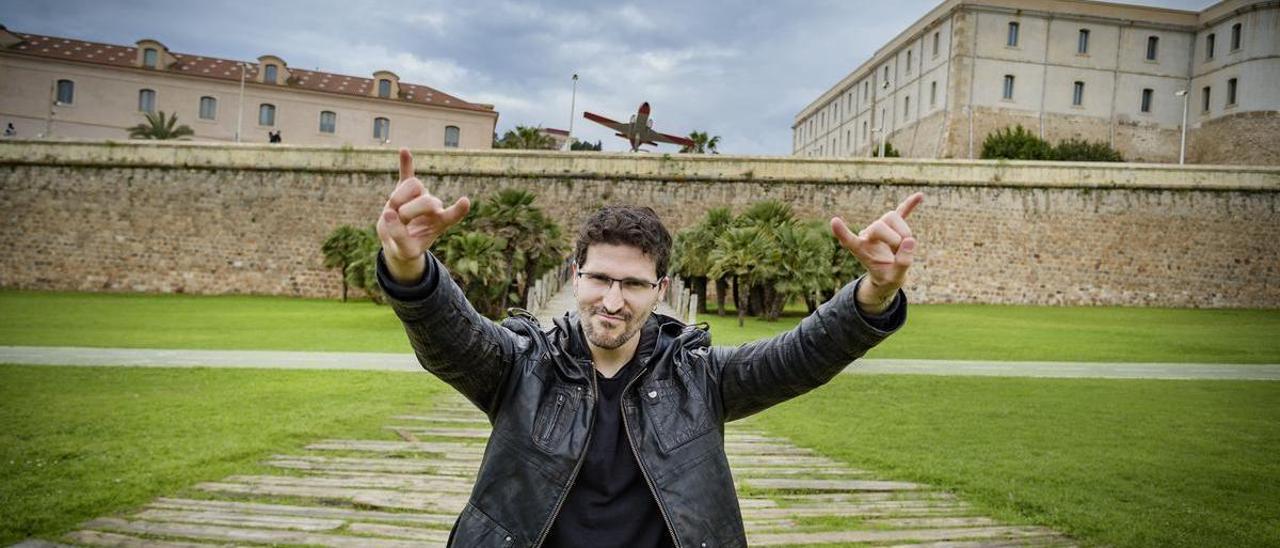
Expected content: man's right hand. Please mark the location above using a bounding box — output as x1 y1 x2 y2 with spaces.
376 148 471 285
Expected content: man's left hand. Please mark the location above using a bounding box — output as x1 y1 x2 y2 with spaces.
831 192 924 315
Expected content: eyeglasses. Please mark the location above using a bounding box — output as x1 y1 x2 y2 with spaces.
576 271 663 300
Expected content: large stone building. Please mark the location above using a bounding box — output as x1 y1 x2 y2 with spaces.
792 0 1279 164
0 26 498 148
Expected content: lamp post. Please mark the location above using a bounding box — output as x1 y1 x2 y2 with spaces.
878 80 890 159
565 74 578 150
1174 89 1189 165
235 62 247 143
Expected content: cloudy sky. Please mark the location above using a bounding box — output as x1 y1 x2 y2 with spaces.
2 0 1213 154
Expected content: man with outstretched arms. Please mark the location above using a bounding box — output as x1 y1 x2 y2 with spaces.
376 149 922 547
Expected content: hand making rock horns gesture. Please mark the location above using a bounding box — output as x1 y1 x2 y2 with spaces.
377 148 471 284
830 192 925 315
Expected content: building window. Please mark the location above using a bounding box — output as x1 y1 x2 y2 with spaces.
847 93 852 111
378 79 392 98
1202 86 1211 112
1140 89 1153 113
319 111 336 133
258 103 275 126
863 81 869 101
863 120 868 139
199 96 217 120
1002 74 1015 100
933 31 940 57
264 64 278 84
1072 81 1085 106
1007 22 1020 47
930 81 937 107
882 65 889 81
444 125 460 147
138 89 156 113
143 48 158 68
1146 36 1159 60
1227 78 1238 106
1078 29 1090 54
1231 23 1241 51
374 117 390 140
904 96 910 118
55 79 74 105
1206 34 1215 60
906 49 912 73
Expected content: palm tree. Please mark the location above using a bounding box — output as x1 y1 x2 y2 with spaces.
709 226 766 327
440 232 509 318
494 126 559 150
321 225 370 302
127 111 194 140
470 189 565 311
342 226 384 304
680 131 721 154
737 201 794 319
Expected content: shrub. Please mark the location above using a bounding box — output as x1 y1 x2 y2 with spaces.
980 125 1053 160
872 141 901 158
1053 138 1124 162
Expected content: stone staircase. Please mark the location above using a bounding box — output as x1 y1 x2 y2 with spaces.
21 394 1073 547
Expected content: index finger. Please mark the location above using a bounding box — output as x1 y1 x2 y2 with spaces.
895 192 924 219
398 148 414 182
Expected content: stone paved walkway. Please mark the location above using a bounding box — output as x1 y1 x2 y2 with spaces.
19 394 1075 547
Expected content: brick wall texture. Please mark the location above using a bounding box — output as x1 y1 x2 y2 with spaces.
2 141 1277 308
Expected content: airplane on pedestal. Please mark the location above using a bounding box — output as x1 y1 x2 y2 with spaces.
583 102 696 152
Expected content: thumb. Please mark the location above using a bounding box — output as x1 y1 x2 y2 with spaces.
439 196 471 228
895 237 917 270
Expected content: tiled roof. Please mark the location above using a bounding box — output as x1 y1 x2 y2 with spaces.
5 32 495 114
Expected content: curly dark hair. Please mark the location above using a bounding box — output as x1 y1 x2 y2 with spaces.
572 206 673 279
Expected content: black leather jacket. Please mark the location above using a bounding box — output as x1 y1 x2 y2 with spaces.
378 253 906 547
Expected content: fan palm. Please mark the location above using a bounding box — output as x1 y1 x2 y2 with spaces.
321 225 371 302
127 111 194 140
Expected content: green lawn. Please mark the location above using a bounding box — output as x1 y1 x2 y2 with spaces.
748 375 1280 547
699 303 1280 363
0 365 447 545
4 289 1279 363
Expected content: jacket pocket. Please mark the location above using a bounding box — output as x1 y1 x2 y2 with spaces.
641 378 715 454
450 502 516 547
531 386 580 453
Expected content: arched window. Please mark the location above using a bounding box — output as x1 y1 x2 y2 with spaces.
444 125 460 148
138 89 156 113
1077 29 1090 54
1141 89 1153 113
930 81 937 107
1072 81 1085 106
378 79 392 98
264 64 278 84
373 117 390 140
1230 23 1242 51
1146 36 1159 60
259 104 276 126
1007 22 1020 47
903 95 910 118
56 79 74 105
199 96 217 120
143 48 158 68
319 111 336 133
1002 75 1015 100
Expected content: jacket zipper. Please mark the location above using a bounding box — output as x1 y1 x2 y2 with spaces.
538 393 567 444
532 375 594 548
621 367 682 548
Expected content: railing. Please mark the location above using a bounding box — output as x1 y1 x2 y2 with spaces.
665 277 698 325
525 261 573 314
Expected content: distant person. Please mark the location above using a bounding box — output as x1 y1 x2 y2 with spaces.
375 148 923 546
268 130 281 143
3 123 15 138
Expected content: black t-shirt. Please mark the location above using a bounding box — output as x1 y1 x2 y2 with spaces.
544 324 674 548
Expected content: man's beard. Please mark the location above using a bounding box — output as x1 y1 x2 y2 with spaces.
581 305 645 350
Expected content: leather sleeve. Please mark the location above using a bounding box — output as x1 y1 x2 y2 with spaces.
704 276 906 423
376 250 529 418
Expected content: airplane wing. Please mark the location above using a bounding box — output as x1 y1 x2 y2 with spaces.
583 112 631 134
644 128 697 149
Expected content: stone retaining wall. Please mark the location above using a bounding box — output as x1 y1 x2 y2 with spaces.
2 140 1277 307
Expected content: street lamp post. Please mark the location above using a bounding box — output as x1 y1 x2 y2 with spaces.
1174 89 1189 165
235 62 247 143
566 74 578 151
